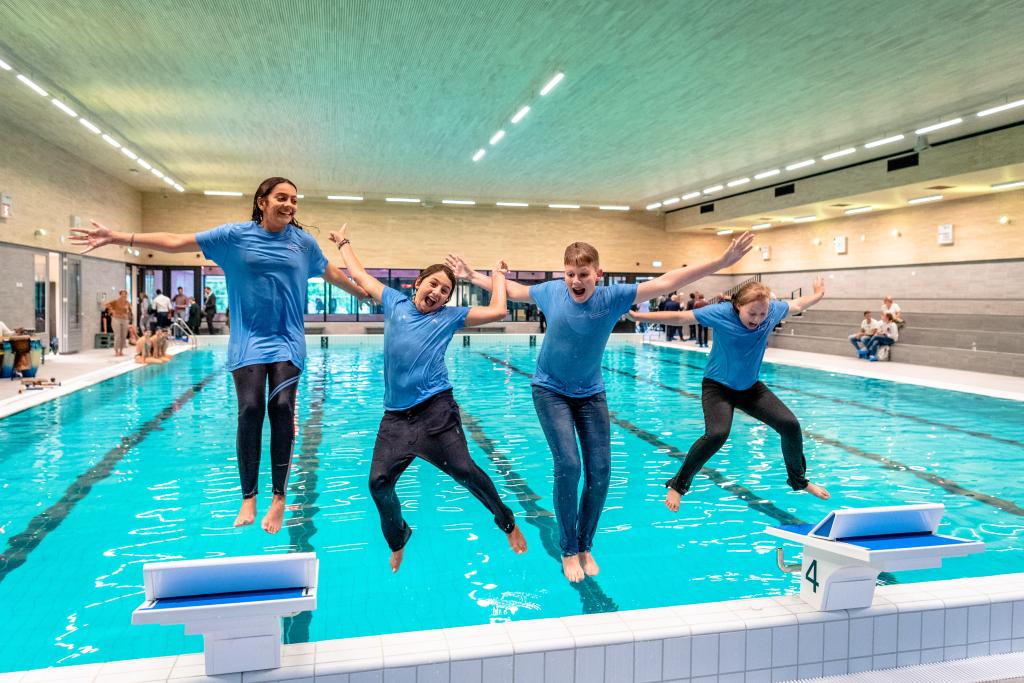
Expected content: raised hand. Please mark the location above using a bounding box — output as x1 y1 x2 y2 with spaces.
494 259 509 276
328 223 349 246
69 220 115 254
722 231 755 266
812 275 826 297
445 253 473 280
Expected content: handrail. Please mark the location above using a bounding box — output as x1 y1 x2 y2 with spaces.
169 318 198 350
710 274 762 304
789 287 802 299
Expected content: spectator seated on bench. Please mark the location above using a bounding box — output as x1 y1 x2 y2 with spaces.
862 312 898 361
848 310 879 356
132 553 318 674
766 503 983 610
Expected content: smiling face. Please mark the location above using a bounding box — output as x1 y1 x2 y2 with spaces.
413 268 455 314
563 262 603 303
256 181 298 231
737 297 770 329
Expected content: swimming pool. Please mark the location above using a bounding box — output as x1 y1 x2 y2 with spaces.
1 336 1022 672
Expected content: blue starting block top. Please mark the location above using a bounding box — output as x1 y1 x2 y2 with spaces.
139 586 307 610
776 523 974 551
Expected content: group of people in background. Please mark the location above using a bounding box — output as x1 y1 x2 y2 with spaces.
849 295 905 361
647 291 711 345
103 285 221 360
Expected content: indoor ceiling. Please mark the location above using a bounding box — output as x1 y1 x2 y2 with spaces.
1 0 1023 205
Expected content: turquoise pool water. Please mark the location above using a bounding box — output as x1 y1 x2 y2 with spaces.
1 337 1022 671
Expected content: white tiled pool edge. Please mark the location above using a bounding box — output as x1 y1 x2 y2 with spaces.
7 573 1024 682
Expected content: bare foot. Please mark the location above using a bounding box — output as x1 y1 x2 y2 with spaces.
506 525 528 554
580 551 599 577
390 547 405 573
562 555 585 583
234 498 256 527
665 488 682 512
261 494 286 534
803 482 830 499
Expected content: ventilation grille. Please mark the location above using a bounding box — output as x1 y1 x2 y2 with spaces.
775 184 795 197
888 153 919 171
926 184 954 190
700 203 715 214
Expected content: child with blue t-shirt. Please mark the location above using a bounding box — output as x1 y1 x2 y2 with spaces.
630 280 831 511
332 226 528 573
447 233 753 582
71 177 367 535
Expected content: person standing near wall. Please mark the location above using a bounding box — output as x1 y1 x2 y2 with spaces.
104 289 132 357
202 286 217 334
152 289 172 331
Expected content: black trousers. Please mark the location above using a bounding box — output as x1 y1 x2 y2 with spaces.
203 310 216 334
231 361 301 498
369 390 516 551
668 378 808 494
697 325 709 346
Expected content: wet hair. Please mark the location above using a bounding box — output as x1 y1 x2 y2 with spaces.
250 176 314 231
731 282 772 313
416 264 457 304
564 242 600 268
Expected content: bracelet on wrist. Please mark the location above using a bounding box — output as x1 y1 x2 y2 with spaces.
337 238 350 250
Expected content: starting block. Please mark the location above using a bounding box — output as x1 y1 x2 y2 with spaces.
132 553 318 674
766 504 983 610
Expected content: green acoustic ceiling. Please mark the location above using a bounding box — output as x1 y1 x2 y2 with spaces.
0 0 1023 204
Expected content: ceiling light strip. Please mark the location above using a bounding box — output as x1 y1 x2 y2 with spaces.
327 195 363 201
539 72 564 96
907 194 943 205
203 190 242 196
822 147 856 161
977 98 1024 117
914 118 962 135
496 201 529 207
16 74 47 96
864 134 904 149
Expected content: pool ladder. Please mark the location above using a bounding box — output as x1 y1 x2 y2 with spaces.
169 319 199 350
776 547 801 574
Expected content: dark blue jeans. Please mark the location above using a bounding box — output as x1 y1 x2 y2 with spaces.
532 385 611 557
866 336 895 356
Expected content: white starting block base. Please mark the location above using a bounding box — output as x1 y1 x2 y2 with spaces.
767 504 984 611
132 553 318 675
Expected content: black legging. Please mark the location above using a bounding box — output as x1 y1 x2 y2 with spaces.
668 377 809 495
369 390 515 551
231 361 301 498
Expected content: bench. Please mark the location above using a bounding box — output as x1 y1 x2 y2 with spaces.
766 504 983 610
132 553 318 674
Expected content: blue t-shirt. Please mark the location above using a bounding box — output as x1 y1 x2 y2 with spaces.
694 300 790 390
195 221 328 372
530 280 638 397
381 287 470 411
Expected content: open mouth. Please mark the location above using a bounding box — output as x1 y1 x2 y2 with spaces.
424 294 438 307
571 286 586 297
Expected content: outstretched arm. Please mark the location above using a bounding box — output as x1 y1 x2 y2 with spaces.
627 309 697 326
464 262 509 326
446 253 533 302
634 231 754 303
788 276 826 315
70 220 199 254
329 226 385 303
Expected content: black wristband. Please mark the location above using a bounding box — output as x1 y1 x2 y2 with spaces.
337 238 350 250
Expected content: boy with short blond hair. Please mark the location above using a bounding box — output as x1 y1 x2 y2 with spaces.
447 233 752 582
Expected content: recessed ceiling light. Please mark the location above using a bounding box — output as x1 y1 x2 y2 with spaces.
907 194 943 205
914 118 962 135
598 205 630 211
136 158 152 170
472 149 486 162
101 134 121 149
79 118 101 134
496 202 529 207
977 98 1024 117
203 190 242 196
327 195 363 201
785 159 814 171
793 215 817 223
661 197 680 206
751 223 772 230
51 99 77 117
681 192 701 201
646 202 662 210
16 74 47 97
120 147 138 160
822 147 856 161
864 134 905 149
548 203 580 209
442 199 476 205
991 180 1024 191
844 206 873 215
511 106 530 124
754 169 780 180
703 185 723 194
0 57 11 71
727 178 750 188
539 72 564 96
489 130 505 145
716 229 734 236
385 197 420 203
